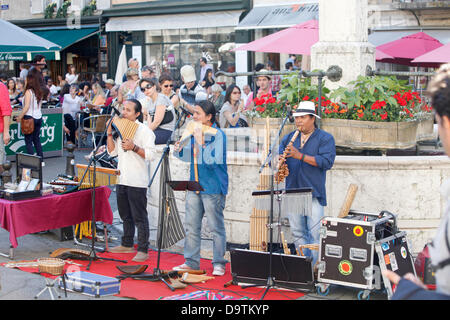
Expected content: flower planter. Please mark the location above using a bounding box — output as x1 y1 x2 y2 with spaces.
320 118 419 150
416 115 435 142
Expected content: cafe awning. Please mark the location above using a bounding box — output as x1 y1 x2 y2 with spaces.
0 26 99 61
105 10 243 32
235 3 319 30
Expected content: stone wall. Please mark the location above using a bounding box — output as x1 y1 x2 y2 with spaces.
147 144 450 254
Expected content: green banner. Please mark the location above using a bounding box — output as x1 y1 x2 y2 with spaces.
6 112 63 156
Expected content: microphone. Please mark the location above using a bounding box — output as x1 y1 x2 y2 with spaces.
179 104 193 116
287 105 294 123
111 105 121 117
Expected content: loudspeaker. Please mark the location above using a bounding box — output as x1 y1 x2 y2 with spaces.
230 249 315 291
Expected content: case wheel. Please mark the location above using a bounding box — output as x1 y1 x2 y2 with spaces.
316 285 330 296
357 290 370 300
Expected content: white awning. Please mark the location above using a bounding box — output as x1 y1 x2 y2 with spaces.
105 10 243 32
235 3 319 30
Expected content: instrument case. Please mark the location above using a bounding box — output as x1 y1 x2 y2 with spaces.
2 154 42 200
58 271 121 297
375 231 416 298
317 210 398 291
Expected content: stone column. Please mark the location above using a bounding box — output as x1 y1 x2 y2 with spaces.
311 0 375 89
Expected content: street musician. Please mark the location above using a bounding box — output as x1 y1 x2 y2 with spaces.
277 101 336 268
172 100 229 276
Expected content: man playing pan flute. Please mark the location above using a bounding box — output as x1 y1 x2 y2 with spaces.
172 100 229 276
278 101 336 268
106 99 156 262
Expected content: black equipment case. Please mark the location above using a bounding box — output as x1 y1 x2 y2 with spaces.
317 210 413 298
2 154 42 200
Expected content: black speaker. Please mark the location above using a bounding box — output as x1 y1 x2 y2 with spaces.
230 249 315 291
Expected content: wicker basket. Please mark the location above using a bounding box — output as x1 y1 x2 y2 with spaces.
37 258 65 275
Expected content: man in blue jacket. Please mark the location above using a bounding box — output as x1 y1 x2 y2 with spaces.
278 101 336 268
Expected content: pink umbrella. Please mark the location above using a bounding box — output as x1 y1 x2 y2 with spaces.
234 20 319 55
235 19 399 61
412 42 450 64
375 49 394 61
376 31 443 61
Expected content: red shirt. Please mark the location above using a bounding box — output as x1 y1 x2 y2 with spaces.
0 82 12 133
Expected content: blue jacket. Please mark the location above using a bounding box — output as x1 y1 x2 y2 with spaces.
392 278 450 300
175 123 228 195
278 128 336 206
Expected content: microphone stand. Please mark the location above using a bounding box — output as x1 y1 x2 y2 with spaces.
144 108 187 291
252 106 294 299
77 107 127 270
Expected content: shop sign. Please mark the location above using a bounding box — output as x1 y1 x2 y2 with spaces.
0 53 25 61
6 113 63 156
167 53 175 65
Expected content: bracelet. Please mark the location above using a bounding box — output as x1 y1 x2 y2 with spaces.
133 144 138 152
107 133 113 137
300 153 306 162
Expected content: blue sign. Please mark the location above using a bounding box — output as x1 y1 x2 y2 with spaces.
1 5 9 10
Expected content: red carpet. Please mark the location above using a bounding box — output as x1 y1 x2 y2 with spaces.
3 250 305 300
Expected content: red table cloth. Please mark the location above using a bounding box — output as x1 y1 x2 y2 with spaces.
0 186 113 248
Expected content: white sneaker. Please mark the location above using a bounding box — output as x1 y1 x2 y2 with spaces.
212 265 225 276
173 263 195 271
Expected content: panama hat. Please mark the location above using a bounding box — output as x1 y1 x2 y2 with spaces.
255 69 271 80
180 65 196 83
292 101 320 119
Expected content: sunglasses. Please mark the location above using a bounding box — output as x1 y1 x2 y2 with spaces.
163 84 174 88
140 84 153 92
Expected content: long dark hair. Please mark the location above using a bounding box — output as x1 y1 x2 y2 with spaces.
197 100 218 127
224 84 240 105
25 68 45 102
126 99 144 123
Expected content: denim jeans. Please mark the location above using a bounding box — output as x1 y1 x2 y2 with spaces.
116 185 149 253
288 197 324 267
24 116 43 159
183 191 227 270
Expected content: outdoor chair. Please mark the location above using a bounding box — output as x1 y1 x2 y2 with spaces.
80 114 112 150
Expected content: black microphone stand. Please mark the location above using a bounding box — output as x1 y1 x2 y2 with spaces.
143 108 187 291
77 107 127 270
246 105 294 299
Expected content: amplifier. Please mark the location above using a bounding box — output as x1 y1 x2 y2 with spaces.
230 249 315 291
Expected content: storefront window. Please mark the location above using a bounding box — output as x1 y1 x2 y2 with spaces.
145 27 236 85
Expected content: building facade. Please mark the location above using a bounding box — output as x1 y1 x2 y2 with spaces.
103 0 250 86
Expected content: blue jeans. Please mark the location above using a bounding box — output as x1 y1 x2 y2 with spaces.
183 191 227 270
288 197 324 267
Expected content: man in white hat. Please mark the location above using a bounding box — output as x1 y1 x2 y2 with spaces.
179 65 206 114
278 100 336 269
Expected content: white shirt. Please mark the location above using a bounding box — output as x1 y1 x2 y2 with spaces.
107 121 156 188
62 94 82 119
48 84 58 96
25 90 42 119
65 73 79 85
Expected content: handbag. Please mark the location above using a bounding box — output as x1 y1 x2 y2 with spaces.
20 90 37 135
21 116 34 135
151 109 174 125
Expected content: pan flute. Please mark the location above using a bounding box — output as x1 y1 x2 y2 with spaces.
76 164 119 189
178 120 218 148
111 117 139 141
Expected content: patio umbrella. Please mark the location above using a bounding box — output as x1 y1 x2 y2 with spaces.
411 42 450 65
235 19 397 61
376 31 443 65
115 45 128 85
234 20 319 55
0 18 60 49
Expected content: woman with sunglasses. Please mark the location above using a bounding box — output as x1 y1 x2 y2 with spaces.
139 78 176 144
159 74 180 110
219 84 248 128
